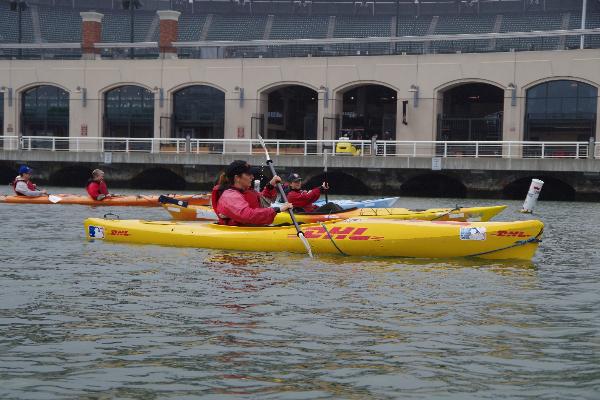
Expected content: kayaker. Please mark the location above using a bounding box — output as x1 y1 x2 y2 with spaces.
214 160 292 226
285 173 329 212
86 169 111 201
12 165 47 197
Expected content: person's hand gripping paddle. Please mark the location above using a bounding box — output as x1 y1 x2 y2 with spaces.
257 135 313 258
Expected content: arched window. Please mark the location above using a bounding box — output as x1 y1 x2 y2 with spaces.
104 85 154 138
341 84 397 141
21 85 69 137
525 80 597 141
172 85 225 139
266 85 318 140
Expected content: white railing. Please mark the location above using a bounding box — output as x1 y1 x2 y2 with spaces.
0 136 596 159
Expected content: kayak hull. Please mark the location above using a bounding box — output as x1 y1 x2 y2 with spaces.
315 197 399 209
163 204 507 223
0 193 210 207
84 217 543 261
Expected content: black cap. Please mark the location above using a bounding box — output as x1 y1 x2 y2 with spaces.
249 166 263 177
287 173 302 182
225 160 252 180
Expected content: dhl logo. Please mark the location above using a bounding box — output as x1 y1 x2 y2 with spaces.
493 230 528 237
110 229 130 236
289 226 383 241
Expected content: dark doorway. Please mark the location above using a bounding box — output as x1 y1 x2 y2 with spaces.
172 85 225 139
341 85 397 141
267 85 318 140
525 80 597 143
104 85 154 151
50 165 93 187
438 83 504 142
21 85 70 149
401 174 467 198
304 171 370 195
131 168 186 190
503 176 576 201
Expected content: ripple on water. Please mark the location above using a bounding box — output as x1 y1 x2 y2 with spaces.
1 192 600 398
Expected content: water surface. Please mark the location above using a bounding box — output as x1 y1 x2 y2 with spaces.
1 188 599 399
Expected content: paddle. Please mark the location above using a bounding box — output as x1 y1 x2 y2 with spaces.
158 195 189 208
48 194 62 203
323 149 329 204
257 135 313 258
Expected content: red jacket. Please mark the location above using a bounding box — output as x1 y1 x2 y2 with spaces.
12 176 36 195
287 187 322 212
211 184 277 210
87 180 109 200
215 188 277 226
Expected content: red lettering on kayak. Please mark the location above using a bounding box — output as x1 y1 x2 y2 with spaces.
289 226 384 241
493 230 528 237
327 226 355 239
110 229 130 236
301 226 326 239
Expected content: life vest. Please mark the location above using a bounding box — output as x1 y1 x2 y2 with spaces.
212 184 264 211
12 176 36 196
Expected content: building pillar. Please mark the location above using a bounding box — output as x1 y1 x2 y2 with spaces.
157 10 181 59
80 11 103 60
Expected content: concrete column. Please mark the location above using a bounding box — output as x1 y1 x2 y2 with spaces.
317 88 327 142
502 86 523 157
80 12 103 60
157 10 181 59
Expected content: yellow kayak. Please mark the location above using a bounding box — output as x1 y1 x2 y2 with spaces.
162 203 507 223
84 217 543 261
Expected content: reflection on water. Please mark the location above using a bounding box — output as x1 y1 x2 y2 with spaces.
1 188 599 398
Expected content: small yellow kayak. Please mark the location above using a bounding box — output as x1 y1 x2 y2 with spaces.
162 203 508 224
84 217 543 261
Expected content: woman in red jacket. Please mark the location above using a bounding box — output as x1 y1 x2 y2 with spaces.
214 160 292 226
286 173 329 212
86 169 111 200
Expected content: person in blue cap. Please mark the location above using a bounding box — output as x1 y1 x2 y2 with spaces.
11 165 47 197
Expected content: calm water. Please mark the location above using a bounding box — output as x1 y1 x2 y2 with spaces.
1 187 599 399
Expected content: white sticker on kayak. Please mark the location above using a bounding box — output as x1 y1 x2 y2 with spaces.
449 212 464 218
196 209 217 220
167 206 181 213
88 226 104 239
460 227 486 241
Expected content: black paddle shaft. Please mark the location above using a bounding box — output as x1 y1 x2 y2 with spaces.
265 160 303 231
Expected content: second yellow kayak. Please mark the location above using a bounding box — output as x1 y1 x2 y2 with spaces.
162 204 508 224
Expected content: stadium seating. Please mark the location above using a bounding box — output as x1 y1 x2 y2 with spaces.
37 5 80 43
497 12 564 51
2 3 598 59
207 15 267 41
178 14 207 41
0 1 35 44
270 16 329 39
432 15 496 53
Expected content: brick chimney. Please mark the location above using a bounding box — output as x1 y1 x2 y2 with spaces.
157 10 181 59
80 11 103 60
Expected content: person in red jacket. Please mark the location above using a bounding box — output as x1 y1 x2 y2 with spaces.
86 169 111 200
214 160 292 226
286 173 329 212
211 166 280 210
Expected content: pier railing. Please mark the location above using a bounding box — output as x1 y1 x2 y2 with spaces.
1 136 597 159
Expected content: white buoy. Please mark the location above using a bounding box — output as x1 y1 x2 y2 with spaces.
521 179 544 213
253 179 261 192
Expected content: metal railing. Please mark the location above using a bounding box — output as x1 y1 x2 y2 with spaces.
1 136 598 159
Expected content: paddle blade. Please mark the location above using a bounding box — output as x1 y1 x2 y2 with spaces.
298 232 314 258
158 195 188 208
48 195 62 203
